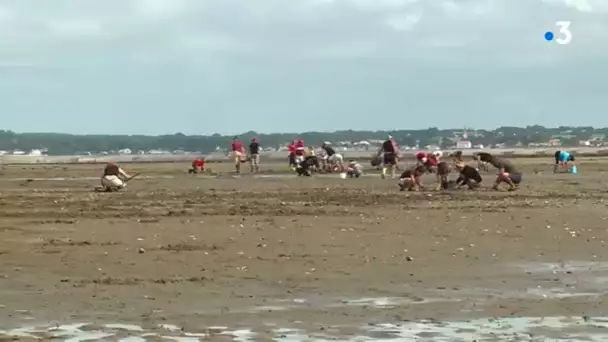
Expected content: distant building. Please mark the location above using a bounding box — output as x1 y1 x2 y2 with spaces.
455 129 472 149
456 140 472 149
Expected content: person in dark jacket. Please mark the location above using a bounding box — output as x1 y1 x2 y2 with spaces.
453 161 483 189
295 155 320 177
248 138 260 173
377 135 399 179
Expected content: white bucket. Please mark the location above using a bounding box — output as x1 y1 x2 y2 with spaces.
339 172 347 179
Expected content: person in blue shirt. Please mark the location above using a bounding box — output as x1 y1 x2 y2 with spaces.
553 150 575 173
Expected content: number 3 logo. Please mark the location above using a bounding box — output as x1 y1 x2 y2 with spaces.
555 21 572 45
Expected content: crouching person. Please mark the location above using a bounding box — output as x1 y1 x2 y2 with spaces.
189 157 205 174
398 165 426 191
454 161 482 189
492 157 522 191
296 155 319 177
346 160 363 178
101 161 132 192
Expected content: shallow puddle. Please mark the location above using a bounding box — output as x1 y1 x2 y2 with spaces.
3 316 608 341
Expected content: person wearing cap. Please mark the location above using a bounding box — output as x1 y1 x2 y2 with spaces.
453 160 483 189
231 136 245 173
416 151 442 173
101 161 133 191
377 135 399 179
248 137 260 173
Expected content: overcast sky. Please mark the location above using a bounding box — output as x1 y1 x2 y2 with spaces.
0 0 606 135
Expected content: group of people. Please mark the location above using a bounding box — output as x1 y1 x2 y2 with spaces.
97 133 578 193
396 150 522 192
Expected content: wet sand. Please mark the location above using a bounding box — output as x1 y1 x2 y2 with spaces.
1 160 608 341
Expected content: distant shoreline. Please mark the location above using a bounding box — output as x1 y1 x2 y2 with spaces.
1 147 608 165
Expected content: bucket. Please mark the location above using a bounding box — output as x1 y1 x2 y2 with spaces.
339 172 347 179
570 165 577 174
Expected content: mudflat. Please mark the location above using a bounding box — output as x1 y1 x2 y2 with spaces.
1 159 608 341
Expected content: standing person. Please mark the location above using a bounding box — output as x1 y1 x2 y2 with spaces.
553 150 576 173
294 139 306 166
287 140 296 170
231 136 245 173
321 142 344 172
377 135 399 179
434 161 451 190
249 138 260 173
100 161 133 192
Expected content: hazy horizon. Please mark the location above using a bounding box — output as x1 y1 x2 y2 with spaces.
0 0 606 135
5 124 608 137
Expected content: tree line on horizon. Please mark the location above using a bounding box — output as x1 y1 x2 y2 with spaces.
0 126 605 155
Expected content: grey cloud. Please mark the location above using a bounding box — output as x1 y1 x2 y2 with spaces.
0 0 605 134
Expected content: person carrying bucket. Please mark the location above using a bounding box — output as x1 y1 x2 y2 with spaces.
377 135 399 179
553 150 576 173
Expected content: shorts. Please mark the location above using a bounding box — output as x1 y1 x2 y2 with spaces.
249 153 260 165
232 151 244 164
328 154 343 163
507 172 522 184
101 175 125 189
383 153 396 165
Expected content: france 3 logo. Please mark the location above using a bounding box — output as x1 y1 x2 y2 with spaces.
544 21 572 45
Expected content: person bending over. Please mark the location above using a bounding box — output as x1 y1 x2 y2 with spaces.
453 161 483 189
487 156 521 191
295 155 320 177
553 150 575 173
346 160 363 178
398 165 426 191
101 161 132 192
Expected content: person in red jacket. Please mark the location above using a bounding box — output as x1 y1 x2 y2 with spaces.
189 157 205 174
231 136 245 173
416 151 442 172
287 140 296 170
294 139 306 165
